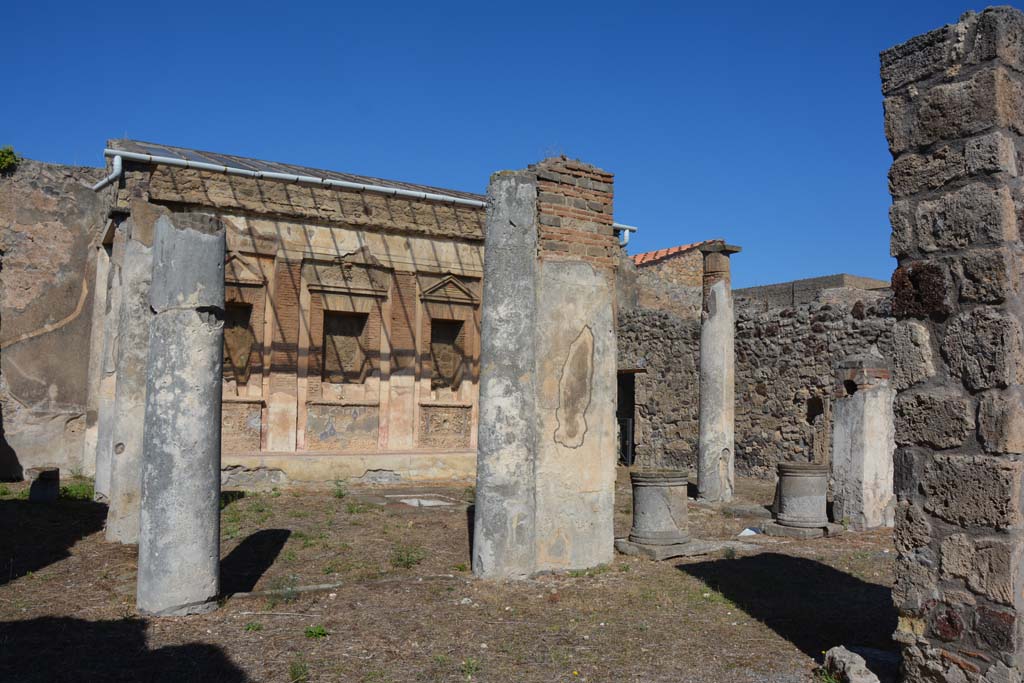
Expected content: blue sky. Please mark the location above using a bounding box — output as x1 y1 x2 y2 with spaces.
7 1 1011 287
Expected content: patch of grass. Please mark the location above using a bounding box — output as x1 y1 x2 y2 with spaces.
304 624 328 639
0 484 10 497
332 479 348 499
346 502 370 514
244 622 263 632
16 487 29 500
266 575 299 607
723 546 737 560
288 657 309 683
390 544 427 569
270 488 282 498
461 657 481 676
433 654 450 665
248 499 269 514
452 563 468 572
569 564 611 578
618 563 631 572
60 478 94 501
289 509 311 519
283 550 298 563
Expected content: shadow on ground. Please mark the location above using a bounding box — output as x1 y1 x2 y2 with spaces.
0 499 106 586
679 552 898 658
221 528 291 593
0 617 249 682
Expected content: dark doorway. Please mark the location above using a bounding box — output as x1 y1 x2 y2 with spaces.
616 371 636 466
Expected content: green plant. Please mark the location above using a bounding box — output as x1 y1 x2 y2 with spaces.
461 657 481 676
59 478 94 501
390 544 426 569
723 546 737 560
433 654 450 665
0 484 10 497
332 478 348 499
243 622 263 632
288 658 309 683
267 574 299 607
815 668 842 683
304 624 328 639
346 502 369 514
0 146 20 174
463 486 476 504
452 563 468 572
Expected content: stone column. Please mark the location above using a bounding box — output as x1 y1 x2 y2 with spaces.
105 220 154 544
93 224 127 503
882 8 1024 678
473 157 618 579
137 213 225 616
81 242 111 478
697 242 740 503
831 356 895 531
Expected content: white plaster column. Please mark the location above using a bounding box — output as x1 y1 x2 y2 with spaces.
697 243 740 503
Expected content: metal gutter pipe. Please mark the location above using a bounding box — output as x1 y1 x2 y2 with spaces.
92 148 638 243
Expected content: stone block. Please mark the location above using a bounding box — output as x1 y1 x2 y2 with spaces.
925 455 1024 530
965 7 1024 72
975 605 1016 653
965 132 1018 177
889 200 915 258
880 23 951 94
894 501 931 553
613 537 755 561
894 390 974 449
888 145 966 197
979 390 1024 454
914 184 1017 253
942 306 1024 391
955 249 1019 304
892 262 952 320
892 320 936 391
941 533 1019 606
892 552 940 613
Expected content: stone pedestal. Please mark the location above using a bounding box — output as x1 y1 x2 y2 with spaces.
697 243 741 503
26 467 59 503
627 470 690 545
473 158 619 579
775 462 829 528
136 213 225 616
831 357 895 531
105 229 153 545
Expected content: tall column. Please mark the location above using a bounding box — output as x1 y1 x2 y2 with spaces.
81 242 111 478
474 157 618 579
93 224 127 502
137 213 225 616
831 356 895 531
105 219 154 544
882 7 1024 678
697 243 740 503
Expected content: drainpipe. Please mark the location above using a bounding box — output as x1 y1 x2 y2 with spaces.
90 155 122 191
90 148 639 240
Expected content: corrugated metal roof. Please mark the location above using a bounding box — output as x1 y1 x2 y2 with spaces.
632 240 720 266
108 139 486 202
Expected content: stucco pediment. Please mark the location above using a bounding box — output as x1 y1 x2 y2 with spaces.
421 274 478 305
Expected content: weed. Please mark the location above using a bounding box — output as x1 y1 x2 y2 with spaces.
248 499 268 514
289 509 311 519
452 563 468 572
618 563 631 572
244 622 263 632
305 624 328 639
332 479 348 499
815 668 842 683
267 575 299 607
390 544 426 569
271 488 282 498
723 546 737 560
569 563 611 578
0 146 20 174
346 502 370 514
461 657 481 676
16 487 29 500
463 486 476 504
288 658 309 683
60 478 94 501
283 550 298 562
0 484 10 497
433 654 450 665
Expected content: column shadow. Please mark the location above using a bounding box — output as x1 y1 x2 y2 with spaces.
220 528 291 594
0 616 249 682
0 499 106 586
678 553 898 659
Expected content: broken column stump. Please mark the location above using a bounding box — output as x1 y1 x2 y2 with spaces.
831 356 895 531
136 213 225 616
473 158 618 579
882 7 1024 677
26 467 59 503
697 242 741 503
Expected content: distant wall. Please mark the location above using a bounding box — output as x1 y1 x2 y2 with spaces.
735 274 890 309
0 159 106 479
734 288 895 477
634 250 703 320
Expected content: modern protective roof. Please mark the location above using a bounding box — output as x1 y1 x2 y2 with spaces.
107 139 486 203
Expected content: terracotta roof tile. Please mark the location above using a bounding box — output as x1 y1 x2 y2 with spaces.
632 240 720 266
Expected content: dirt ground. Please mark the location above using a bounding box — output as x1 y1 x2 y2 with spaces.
0 472 898 682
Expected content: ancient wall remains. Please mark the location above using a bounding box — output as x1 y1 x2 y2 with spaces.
632 245 705 320
0 159 106 479
882 8 1024 678
734 289 894 477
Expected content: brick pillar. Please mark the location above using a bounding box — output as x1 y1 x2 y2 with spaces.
882 8 1024 679
473 157 618 578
